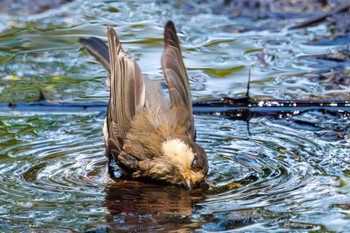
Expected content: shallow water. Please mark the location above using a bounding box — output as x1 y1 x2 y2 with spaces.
1 1 350 232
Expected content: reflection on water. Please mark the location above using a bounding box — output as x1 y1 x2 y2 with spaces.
0 0 350 232
102 182 205 232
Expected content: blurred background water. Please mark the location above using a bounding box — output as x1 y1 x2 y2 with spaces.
1 0 350 232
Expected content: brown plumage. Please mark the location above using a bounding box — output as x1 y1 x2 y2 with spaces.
81 21 208 188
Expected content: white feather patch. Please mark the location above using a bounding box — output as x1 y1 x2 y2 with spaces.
161 139 194 171
103 118 108 146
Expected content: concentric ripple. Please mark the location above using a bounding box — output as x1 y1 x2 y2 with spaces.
0 112 108 231
194 114 350 231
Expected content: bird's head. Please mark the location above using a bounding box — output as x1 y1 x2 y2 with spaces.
161 138 208 189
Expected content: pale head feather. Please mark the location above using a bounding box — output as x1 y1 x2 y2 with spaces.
161 139 194 174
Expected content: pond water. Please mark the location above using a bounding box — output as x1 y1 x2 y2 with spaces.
1 0 350 232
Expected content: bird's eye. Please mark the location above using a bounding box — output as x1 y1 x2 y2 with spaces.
191 156 199 168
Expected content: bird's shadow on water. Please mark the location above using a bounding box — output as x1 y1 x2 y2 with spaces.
96 180 208 232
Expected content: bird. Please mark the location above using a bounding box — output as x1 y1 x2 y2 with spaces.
79 21 208 189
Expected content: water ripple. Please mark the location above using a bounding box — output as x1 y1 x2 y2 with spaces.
194 114 350 231
0 113 108 231
1 0 350 231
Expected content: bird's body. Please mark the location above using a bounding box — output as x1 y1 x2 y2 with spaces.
81 21 208 188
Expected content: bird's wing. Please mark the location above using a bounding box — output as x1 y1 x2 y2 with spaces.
107 26 145 153
161 21 194 136
79 37 110 72
79 37 111 87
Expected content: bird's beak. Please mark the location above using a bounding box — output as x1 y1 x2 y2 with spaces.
184 170 192 190
185 180 192 190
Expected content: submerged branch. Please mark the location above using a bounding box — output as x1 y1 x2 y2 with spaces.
192 97 350 119
3 97 350 120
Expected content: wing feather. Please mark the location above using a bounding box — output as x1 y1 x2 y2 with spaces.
79 37 111 87
161 21 194 136
79 37 110 72
107 27 145 154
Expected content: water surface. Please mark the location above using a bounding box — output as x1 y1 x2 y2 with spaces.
0 1 350 232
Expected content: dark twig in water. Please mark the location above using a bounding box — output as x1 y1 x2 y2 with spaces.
192 97 350 119
245 68 251 136
2 97 350 120
246 68 251 98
